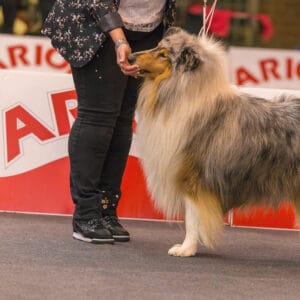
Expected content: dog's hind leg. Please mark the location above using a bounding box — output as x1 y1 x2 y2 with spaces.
168 199 199 257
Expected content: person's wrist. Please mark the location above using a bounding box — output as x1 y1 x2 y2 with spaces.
115 38 129 50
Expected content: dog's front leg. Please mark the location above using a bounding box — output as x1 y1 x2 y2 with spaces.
168 199 198 257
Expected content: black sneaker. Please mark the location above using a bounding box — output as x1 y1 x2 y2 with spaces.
102 215 130 242
73 215 114 244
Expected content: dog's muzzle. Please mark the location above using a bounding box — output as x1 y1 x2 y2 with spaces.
127 54 136 65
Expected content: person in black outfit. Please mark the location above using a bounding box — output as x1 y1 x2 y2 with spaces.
42 0 176 244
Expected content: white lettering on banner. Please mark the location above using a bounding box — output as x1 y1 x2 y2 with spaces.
0 34 70 73
0 70 140 177
4 91 77 165
228 47 300 89
0 70 76 176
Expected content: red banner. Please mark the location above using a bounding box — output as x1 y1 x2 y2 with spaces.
0 69 298 229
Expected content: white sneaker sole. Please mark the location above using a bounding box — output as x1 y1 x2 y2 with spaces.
113 235 130 242
73 232 114 244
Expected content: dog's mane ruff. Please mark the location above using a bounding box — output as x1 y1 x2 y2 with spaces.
164 34 233 112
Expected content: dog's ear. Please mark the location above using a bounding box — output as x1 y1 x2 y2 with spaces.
164 26 183 38
176 47 201 72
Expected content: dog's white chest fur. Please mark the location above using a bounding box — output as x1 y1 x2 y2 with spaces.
136 114 186 218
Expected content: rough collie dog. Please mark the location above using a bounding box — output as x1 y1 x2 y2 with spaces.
128 27 300 257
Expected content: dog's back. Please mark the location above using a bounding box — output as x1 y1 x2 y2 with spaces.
183 93 300 213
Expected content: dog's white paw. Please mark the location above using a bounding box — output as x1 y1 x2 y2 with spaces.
168 244 197 257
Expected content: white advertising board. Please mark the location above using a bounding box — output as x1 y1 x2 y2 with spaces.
229 47 300 89
0 34 70 73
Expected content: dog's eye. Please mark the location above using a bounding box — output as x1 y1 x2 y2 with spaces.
158 52 167 58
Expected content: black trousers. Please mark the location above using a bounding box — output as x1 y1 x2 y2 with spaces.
70 24 163 217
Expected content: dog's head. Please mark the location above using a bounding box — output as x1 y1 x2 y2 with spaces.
128 27 205 79
128 41 172 80
129 27 227 82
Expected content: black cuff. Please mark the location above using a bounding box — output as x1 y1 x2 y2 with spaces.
97 12 123 33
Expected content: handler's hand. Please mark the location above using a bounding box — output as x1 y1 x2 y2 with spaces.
116 44 140 77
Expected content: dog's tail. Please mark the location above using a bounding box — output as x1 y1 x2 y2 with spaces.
187 189 224 248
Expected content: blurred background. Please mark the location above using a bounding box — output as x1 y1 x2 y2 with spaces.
178 0 300 49
0 0 299 49
0 0 54 35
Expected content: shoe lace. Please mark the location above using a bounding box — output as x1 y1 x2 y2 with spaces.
103 215 120 226
86 215 105 229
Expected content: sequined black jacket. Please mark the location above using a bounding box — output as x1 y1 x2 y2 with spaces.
42 0 176 67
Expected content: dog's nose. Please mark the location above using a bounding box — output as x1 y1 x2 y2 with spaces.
128 54 136 65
